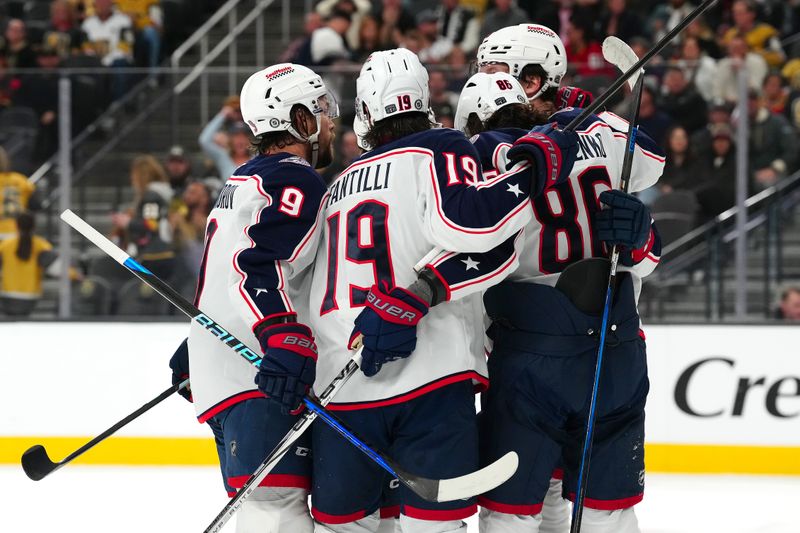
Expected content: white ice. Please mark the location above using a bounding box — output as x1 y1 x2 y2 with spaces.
3 466 800 532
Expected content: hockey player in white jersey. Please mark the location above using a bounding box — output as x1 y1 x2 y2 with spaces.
440 62 665 530
474 107 664 533
169 63 338 533
306 48 579 533
438 27 667 531
477 24 595 113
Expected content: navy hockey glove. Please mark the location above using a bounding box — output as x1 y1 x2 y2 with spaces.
168 338 192 402
596 190 652 264
506 123 579 195
255 323 317 415
556 85 594 109
349 282 430 378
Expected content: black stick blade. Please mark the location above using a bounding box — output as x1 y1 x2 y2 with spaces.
21 445 59 481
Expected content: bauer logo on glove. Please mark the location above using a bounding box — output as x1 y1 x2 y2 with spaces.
365 290 426 324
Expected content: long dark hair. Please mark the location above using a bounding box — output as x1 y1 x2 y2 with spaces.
484 103 547 131
363 111 433 149
15 211 34 261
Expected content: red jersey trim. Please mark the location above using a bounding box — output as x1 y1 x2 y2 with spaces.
430 160 532 235
312 507 367 524
197 390 265 423
630 228 655 264
552 468 564 480
327 371 488 411
478 496 543 516
232 220 265 321
380 505 400 519
229 175 272 201
424 264 453 302
228 473 311 491
449 249 518 294
566 492 643 510
402 504 477 521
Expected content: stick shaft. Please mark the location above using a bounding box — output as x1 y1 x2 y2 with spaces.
570 74 646 533
564 0 718 132
205 356 361 533
60 380 187 468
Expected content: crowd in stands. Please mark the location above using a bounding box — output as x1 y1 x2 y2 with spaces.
3 0 800 319
0 0 203 171
278 0 800 230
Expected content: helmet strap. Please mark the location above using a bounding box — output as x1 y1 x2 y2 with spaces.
286 112 323 168
306 113 323 168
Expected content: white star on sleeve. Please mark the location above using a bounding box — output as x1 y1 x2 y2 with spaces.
506 183 523 197
461 257 480 271
254 288 268 297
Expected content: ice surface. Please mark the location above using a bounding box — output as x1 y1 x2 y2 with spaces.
3 466 799 532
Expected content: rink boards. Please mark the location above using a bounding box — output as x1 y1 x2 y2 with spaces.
1 322 798 475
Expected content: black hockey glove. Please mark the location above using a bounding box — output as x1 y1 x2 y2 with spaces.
506 123 579 195
255 323 317 415
168 338 192 402
349 282 430 378
595 190 652 265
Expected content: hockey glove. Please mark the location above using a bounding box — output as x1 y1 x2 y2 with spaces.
349 282 430 378
168 338 192 402
255 323 317 415
556 86 594 109
596 190 652 265
507 123 579 195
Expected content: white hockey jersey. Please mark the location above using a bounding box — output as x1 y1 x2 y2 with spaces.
187 153 327 422
308 128 535 408
512 110 665 286
422 110 666 300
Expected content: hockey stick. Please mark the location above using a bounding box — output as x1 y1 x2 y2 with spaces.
21 378 189 481
59 211 519 521
569 56 646 533
564 0 718 131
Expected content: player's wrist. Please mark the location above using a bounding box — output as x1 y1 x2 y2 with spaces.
412 267 448 307
253 312 298 338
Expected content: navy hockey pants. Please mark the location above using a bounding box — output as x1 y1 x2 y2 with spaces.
479 276 648 514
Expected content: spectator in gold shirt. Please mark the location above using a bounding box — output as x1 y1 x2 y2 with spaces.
115 0 163 71
0 212 56 317
0 147 36 242
721 0 785 69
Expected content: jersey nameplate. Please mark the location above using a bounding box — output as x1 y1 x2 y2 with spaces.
575 132 608 161
215 184 239 209
326 161 392 208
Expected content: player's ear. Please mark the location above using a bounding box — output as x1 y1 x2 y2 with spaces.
520 74 543 96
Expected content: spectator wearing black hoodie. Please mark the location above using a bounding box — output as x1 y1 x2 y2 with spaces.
658 66 708 134
694 123 737 220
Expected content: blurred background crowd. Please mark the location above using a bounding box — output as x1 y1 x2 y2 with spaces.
1 0 799 320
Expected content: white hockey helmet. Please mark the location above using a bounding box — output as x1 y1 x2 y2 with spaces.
240 63 339 166
476 24 567 100
454 72 528 134
355 49 430 127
